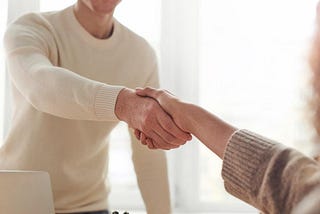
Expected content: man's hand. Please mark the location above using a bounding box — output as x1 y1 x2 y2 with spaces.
134 87 194 149
115 88 191 150
135 87 237 158
136 87 192 132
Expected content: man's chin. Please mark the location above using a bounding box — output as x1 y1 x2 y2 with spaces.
93 6 116 15
92 0 121 15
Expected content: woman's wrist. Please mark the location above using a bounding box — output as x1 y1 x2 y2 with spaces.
182 103 237 159
173 101 196 133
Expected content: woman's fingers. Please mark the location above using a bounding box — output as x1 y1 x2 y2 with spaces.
135 87 160 99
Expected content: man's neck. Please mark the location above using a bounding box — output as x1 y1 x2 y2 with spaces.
73 2 114 39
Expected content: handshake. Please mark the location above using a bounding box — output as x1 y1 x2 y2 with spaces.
115 87 194 150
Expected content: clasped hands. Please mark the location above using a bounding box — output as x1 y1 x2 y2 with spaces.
115 87 192 150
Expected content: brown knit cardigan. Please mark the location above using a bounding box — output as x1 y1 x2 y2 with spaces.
222 130 320 214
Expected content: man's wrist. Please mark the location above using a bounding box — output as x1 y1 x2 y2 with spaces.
115 88 133 121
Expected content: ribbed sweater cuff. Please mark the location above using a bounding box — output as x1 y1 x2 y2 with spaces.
222 129 277 203
94 84 125 121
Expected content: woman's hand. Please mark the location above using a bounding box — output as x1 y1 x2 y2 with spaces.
135 87 237 158
134 87 193 149
115 88 192 150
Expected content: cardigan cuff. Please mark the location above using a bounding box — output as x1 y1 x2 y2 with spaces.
221 129 277 203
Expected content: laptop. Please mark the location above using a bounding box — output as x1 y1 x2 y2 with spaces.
0 170 55 214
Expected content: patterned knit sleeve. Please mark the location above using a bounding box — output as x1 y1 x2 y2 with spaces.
222 129 320 213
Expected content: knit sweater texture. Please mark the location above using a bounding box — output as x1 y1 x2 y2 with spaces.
1 6 171 213
222 130 320 214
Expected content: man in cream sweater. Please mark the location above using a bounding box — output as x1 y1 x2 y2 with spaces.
1 0 191 213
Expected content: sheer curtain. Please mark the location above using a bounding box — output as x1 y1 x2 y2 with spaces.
198 0 318 209
0 1 8 141
1 0 319 213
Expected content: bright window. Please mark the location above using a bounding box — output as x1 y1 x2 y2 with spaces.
0 1 8 141
198 0 318 207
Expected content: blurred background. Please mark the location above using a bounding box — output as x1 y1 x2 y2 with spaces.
0 0 319 213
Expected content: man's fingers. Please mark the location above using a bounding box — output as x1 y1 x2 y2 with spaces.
158 113 192 141
141 131 180 150
148 130 176 150
146 138 156 149
134 129 141 140
153 122 182 146
146 138 179 150
140 132 147 145
132 93 190 149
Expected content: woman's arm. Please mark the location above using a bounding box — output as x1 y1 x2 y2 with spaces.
135 87 236 158
224 130 320 213
136 87 320 213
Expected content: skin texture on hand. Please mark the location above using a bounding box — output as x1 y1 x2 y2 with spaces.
135 87 237 159
134 87 193 149
115 88 192 150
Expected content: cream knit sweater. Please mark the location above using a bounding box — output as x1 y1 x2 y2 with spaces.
1 6 171 213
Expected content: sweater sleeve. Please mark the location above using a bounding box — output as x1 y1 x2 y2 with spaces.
222 129 320 214
3 14 124 121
